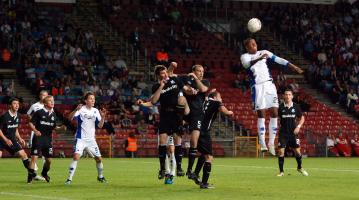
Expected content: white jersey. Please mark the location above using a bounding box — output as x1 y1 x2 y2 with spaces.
240 50 275 86
27 102 44 116
73 106 101 140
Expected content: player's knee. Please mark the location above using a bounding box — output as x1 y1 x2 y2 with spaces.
73 153 81 161
177 96 187 106
257 110 265 118
95 156 102 163
18 150 28 159
205 155 213 162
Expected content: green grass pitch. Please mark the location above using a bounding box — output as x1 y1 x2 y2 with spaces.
0 158 358 200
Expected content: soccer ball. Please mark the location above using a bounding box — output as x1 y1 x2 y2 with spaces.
247 18 262 33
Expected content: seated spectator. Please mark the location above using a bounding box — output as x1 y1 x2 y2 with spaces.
136 119 148 135
350 133 359 156
326 133 339 157
121 113 132 130
347 88 358 113
112 115 122 130
335 131 351 157
114 56 127 73
233 72 248 93
289 79 300 94
134 110 144 124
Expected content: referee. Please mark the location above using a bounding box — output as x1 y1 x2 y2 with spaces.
277 89 308 177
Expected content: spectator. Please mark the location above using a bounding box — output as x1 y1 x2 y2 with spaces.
347 88 358 113
155 48 169 65
326 133 339 157
335 131 351 157
351 133 359 156
233 71 248 93
289 79 300 94
121 113 132 130
124 132 137 158
136 119 148 135
114 56 127 73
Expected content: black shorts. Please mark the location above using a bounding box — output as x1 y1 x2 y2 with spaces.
31 136 53 158
0 139 23 155
159 111 178 135
186 111 204 132
198 132 212 155
278 134 300 149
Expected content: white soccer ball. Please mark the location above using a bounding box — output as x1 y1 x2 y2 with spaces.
247 18 262 33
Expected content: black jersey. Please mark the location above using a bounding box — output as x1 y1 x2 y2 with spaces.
0 111 20 140
30 108 57 137
183 76 210 112
278 102 303 135
152 77 184 112
201 99 222 133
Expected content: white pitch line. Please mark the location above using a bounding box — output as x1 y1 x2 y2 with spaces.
0 192 71 200
117 160 359 173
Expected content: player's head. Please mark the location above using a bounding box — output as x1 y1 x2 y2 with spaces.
8 97 20 112
243 38 257 54
283 88 294 104
208 91 222 102
39 90 49 103
84 91 95 107
154 65 168 81
43 95 54 109
192 64 204 80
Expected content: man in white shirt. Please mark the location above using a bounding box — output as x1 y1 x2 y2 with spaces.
65 92 107 184
240 38 303 155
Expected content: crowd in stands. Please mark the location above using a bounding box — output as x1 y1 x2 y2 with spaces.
258 0 359 115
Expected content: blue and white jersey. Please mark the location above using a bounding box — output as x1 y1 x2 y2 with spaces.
73 106 101 140
241 50 280 87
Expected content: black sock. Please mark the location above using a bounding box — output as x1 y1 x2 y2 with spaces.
194 155 205 176
158 145 167 171
202 162 211 184
278 156 284 172
41 163 50 176
187 147 197 172
22 158 30 170
295 154 302 169
175 145 183 169
176 105 185 132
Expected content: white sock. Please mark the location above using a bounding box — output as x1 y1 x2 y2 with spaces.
269 118 278 146
96 162 104 178
68 160 78 181
165 154 170 174
170 152 176 176
257 118 266 147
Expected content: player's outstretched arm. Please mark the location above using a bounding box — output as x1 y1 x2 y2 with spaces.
68 104 82 121
136 99 154 107
219 106 234 116
287 63 304 74
97 108 107 128
168 62 178 77
151 80 165 104
188 73 208 92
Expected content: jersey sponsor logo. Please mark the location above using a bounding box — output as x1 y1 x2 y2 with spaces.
51 116 54 121
161 85 178 94
7 124 18 128
281 114 296 118
292 109 295 113
170 80 175 84
83 114 95 119
40 121 54 126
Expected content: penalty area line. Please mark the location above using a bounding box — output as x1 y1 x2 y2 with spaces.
0 192 71 200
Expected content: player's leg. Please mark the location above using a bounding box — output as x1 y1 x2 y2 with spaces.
86 140 106 182
158 133 168 179
66 139 85 184
94 156 107 182
192 154 204 184
200 154 214 189
257 109 267 151
41 157 52 182
16 149 31 171
174 134 184 176
292 139 308 176
28 155 38 183
268 107 278 155
187 112 203 176
277 147 285 176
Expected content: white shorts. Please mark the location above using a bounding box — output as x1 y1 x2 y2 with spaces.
251 81 279 110
74 139 101 157
167 136 174 146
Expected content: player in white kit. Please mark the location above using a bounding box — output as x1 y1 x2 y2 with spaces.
240 38 303 155
65 92 107 184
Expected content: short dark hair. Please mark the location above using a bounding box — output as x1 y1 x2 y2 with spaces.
8 97 19 105
84 91 95 100
192 64 203 72
284 88 294 94
154 65 167 76
243 38 254 47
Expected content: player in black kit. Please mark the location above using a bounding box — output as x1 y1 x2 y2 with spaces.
183 65 210 179
192 91 233 189
151 65 193 182
27 95 66 183
0 98 33 178
277 89 308 177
